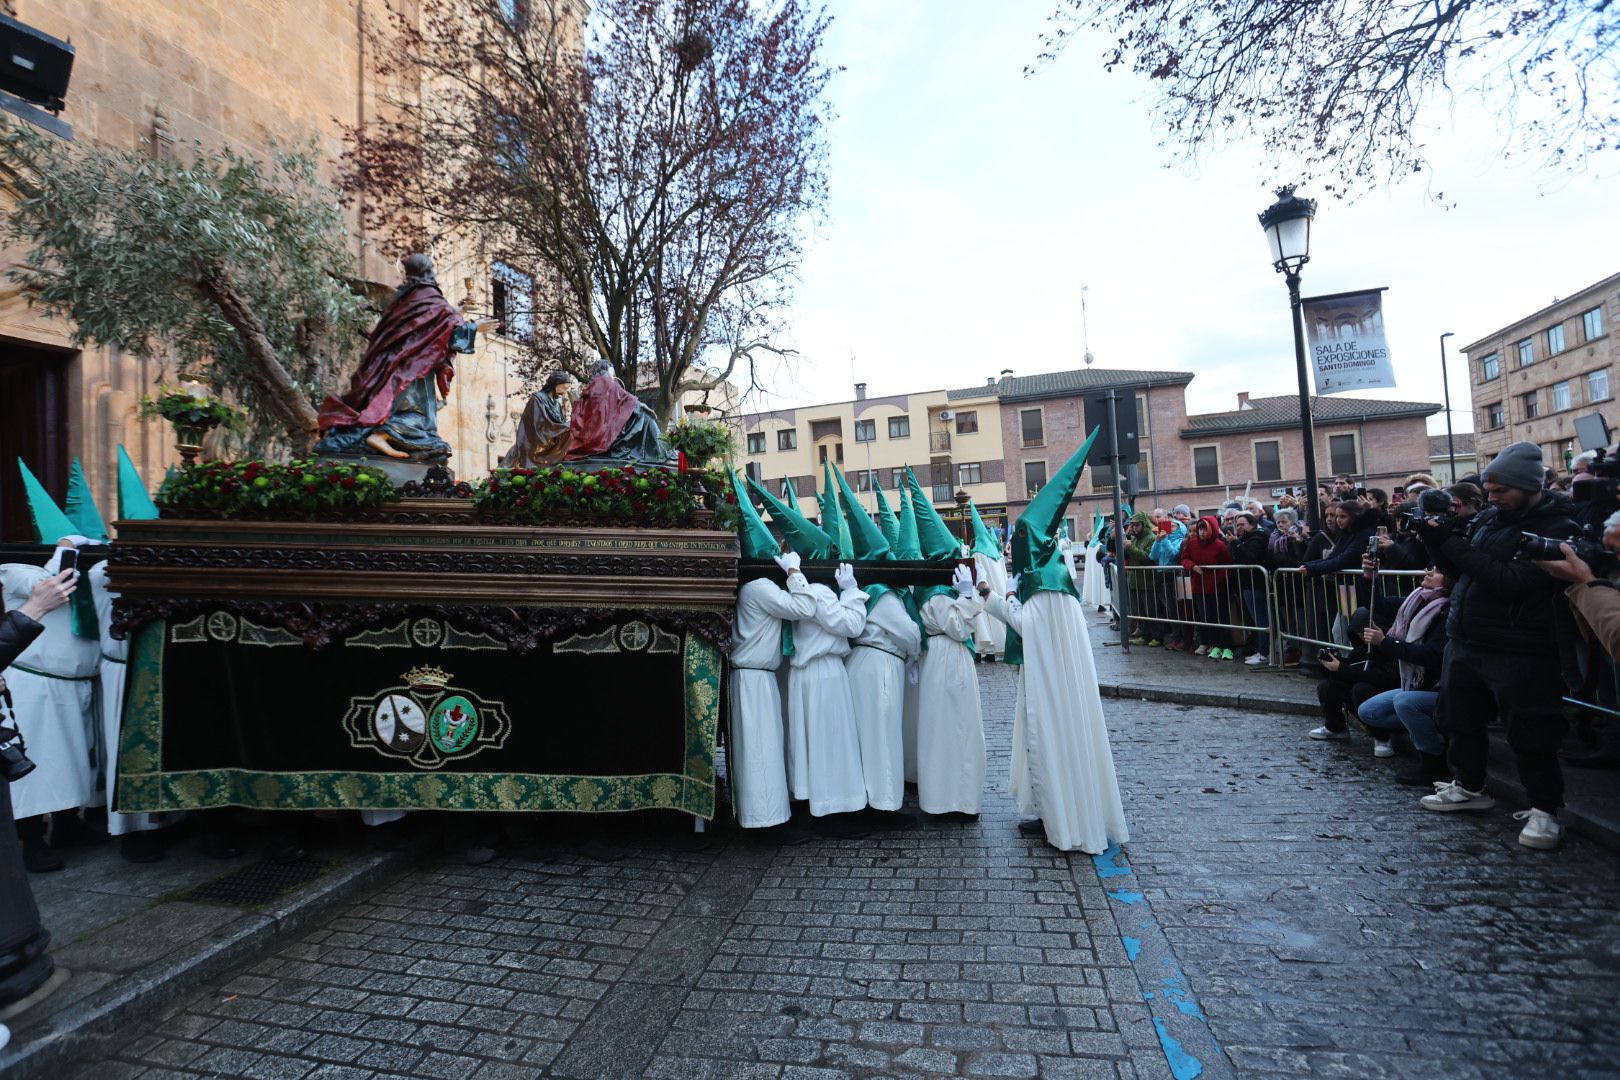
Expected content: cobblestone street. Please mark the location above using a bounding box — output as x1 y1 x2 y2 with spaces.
64 664 1620 1079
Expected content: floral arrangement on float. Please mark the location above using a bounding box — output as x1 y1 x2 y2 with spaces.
156 459 396 519
140 384 249 464
473 464 738 529
661 419 736 470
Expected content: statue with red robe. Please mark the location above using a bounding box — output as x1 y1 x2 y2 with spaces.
565 361 669 463
316 254 483 461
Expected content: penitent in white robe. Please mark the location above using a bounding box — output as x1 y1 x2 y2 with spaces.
846 591 922 811
89 562 162 836
1080 542 1112 610
970 553 1008 658
785 582 868 817
1 563 99 821
983 591 1129 854
729 573 817 828
916 592 986 815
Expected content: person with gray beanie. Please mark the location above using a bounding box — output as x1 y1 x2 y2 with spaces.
1416 442 1579 849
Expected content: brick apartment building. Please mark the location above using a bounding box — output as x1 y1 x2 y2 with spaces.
1462 270 1619 476
740 367 1439 542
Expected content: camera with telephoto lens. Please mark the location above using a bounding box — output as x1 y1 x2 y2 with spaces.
1519 530 1616 575
0 689 37 783
1404 487 1458 530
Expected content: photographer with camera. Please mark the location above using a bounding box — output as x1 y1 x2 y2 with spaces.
1418 442 1579 850
1536 509 1620 770
0 566 77 1046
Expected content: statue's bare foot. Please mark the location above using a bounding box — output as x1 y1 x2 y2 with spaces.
364 432 410 459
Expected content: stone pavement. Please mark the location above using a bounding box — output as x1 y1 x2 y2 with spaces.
55 659 1620 1079
1078 609 1620 851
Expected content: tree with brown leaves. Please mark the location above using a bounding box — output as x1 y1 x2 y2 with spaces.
345 0 835 423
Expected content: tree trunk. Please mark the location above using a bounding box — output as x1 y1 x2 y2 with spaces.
195 268 323 455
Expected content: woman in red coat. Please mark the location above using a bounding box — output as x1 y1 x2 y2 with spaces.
1181 515 1234 659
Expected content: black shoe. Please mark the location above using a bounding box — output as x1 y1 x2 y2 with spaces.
462 843 497 866
1394 753 1451 787
1562 750 1620 771
120 831 166 863
198 832 245 860
50 812 107 848
1016 819 1045 837
811 814 871 839
22 839 64 873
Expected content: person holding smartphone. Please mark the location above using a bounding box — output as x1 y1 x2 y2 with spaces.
0 563 77 1037
1 540 99 873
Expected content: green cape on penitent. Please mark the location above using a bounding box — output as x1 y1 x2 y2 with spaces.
731 469 780 559
747 475 836 559
873 478 901 551
1004 426 1100 664
819 460 854 559
117 445 160 521
969 503 999 559
832 463 890 561
65 458 109 542
903 466 959 562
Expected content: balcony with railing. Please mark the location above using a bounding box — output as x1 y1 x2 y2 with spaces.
929 431 951 454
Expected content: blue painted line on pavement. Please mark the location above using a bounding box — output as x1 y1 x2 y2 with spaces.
1153 1018 1205 1080
1096 845 1230 1078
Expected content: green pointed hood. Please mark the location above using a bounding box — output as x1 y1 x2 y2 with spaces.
903 466 959 562
747 475 836 559
969 503 999 559
117 445 160 521
818 460 854 559
17 458 77 544
872 479 901 551
831 463 890 561
1012 426 1099 598
783 475 800 506
894 483 923 560
65 458 109 541
731 469 780 559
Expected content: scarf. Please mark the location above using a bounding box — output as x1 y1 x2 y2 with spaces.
1390 586 1448 690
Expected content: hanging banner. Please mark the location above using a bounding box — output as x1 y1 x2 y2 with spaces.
1301 287 1395 394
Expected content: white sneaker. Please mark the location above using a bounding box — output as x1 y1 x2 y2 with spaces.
1514 809 1564 850
1244 653 1267 666
1373 739 1395 758
1420 780 1496 813
1307 726 1349 741
1193 645 1210 656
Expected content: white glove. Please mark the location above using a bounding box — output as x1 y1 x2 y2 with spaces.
906 660 920 686
773 551 801 574
1006 573 1021 597
834 562 858 592
953 564 975 598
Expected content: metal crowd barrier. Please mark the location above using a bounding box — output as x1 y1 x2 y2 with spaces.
1121 564 1426 662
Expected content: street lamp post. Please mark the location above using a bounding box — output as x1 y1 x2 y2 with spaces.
952 488 972 553
1259 186 1321 532
1439 331 1458 482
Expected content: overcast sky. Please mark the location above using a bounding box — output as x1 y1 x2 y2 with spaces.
735 0 1620 434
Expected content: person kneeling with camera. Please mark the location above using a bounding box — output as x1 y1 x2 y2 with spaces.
1419 442 1579 850
1351 566 1453 785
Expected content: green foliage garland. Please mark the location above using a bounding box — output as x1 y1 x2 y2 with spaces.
157 460 395 519
474 466 737 530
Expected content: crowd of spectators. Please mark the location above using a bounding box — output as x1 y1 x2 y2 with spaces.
1085 443 1620 851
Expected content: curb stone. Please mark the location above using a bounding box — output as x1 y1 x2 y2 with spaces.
0 847 412 1080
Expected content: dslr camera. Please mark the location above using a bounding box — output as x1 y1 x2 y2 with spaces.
0 689 37 783
1405 487 1458 530
1519 530 1616 576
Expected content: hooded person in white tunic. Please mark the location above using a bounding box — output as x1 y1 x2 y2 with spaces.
980 428 1129 854
728 471 818 828
967 503 1008 660
900 467 988 817
829 464 921 811
746 477 868 817
893 483 925 784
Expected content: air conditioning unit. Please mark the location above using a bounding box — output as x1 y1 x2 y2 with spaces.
939 409 955 421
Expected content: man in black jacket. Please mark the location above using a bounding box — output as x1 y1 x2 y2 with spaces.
1418 442 1578 850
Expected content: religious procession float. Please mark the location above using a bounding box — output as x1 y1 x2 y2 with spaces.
12 256 966 827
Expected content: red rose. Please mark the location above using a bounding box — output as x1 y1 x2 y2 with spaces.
654 488 671 502
516 495 530 507
341 477 357 489
305 484 318 493
562 484 576 496
489 480 500 491
633 500 646 513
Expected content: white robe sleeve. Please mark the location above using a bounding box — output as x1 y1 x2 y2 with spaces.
751 573 818 621
925 595 982 642
814 586 867 638
981 593 1025 634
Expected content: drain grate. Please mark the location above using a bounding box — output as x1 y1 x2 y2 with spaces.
180 857 338 907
